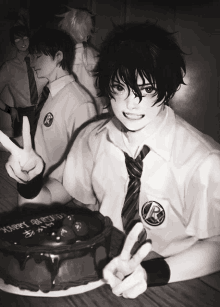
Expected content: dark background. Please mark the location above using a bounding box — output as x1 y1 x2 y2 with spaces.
1 0 220 143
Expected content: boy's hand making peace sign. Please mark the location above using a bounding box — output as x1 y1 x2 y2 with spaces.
0 116 44 184
103 223 152 299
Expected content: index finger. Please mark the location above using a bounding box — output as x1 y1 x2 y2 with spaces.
120 223 145 261
22 116 33 152
0 130 20 157
130 241 152 268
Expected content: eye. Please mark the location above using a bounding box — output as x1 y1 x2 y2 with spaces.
14 38 20 43
23 36 28 40
141 86 155 95
113 84 124 91
112 84 125 95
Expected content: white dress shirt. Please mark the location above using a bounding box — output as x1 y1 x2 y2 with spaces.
35 74 97 182
62 106 220 257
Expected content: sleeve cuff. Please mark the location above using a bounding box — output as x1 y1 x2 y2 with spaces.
17 164 45 199
141 258 171 287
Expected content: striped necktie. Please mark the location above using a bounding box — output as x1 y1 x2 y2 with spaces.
31 85 50 146
122 145 150 235
25 56 38 105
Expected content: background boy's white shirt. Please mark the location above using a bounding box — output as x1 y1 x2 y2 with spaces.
0 52 47 108
34 74 96 183
62 106 220 257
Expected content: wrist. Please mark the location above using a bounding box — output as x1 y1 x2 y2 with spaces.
17 162 45 199
141 258 170 287
4 105 11 114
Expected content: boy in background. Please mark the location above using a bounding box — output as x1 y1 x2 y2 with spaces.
28 28 97 184
2 21 220 299
0 25 46 138
58 7 109 115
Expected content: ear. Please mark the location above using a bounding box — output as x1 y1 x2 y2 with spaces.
55 51 63 66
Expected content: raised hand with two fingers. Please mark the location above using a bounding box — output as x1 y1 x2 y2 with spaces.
0 116 44 184
103 222 152 299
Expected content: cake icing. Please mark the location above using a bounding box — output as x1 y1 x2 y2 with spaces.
0 206 113 293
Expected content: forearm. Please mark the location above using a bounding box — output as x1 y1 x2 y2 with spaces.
166 239 220 283
18 177 72 206
44 177 72 204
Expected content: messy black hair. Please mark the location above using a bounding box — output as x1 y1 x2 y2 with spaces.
9 25 30 45
29 28 75 74
95 21 186 106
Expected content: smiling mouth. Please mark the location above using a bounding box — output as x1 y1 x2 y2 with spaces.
123 112 144 120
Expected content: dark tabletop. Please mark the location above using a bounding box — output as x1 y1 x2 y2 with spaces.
1 277 220 307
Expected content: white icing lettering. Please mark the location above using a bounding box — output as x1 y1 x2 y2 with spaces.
0 221 30 233
30 219 42 225
0 226 12 233
0 214 65 236
10 224 20 231
21 221 30 228
23 229 35 238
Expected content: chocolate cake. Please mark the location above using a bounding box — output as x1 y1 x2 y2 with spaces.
0 206 113 293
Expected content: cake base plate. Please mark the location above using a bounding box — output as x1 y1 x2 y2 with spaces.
0 278 105 297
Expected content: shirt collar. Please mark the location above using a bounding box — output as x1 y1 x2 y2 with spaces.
48 75 75 98
16 51 28 63
75 43 83 50
97 106 176 161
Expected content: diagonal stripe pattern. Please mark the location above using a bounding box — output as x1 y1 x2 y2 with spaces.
25 57 38 105
122 145 150 235
31 85 50 147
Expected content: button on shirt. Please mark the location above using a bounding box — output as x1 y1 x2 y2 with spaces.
63 106 220 257
35 74 96 183
0 52 47 108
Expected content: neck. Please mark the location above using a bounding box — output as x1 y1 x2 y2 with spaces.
17 50 29 57
48 68 69 83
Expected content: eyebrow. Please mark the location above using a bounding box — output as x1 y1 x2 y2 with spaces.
138 83 152 89
111 80 124 85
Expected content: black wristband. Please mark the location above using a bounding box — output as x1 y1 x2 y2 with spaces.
141 258 170 287
4 105 11 114
17 163 45 199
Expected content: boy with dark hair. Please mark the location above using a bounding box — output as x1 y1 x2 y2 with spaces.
0 25 46 137
9 25 30 46
1 21 220 299
25 27 97 185
29 28 74 75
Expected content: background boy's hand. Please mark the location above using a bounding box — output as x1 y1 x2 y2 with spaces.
0 116 44 183
103 223 152 299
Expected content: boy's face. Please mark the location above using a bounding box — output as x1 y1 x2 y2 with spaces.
32 53 58 82
14 35 29 52
110 75 163 132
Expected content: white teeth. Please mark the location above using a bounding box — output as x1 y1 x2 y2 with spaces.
124 113 143 120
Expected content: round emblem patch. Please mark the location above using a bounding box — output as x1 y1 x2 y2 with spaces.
141 201 165 226
43 112 53 127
